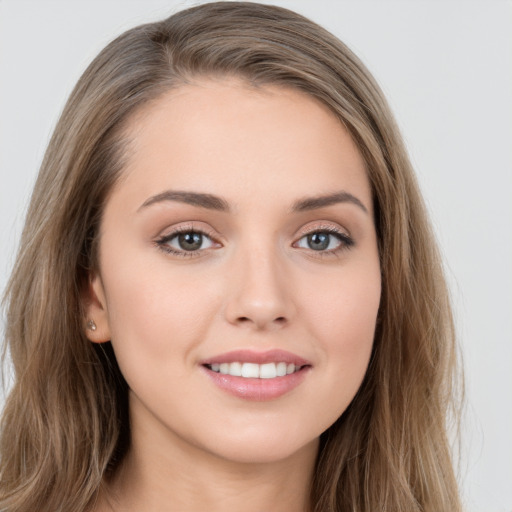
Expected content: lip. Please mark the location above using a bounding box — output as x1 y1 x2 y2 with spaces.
200 349 312 401
200 349 310 366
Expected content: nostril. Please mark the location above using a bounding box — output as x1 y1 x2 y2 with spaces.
235 315 287 327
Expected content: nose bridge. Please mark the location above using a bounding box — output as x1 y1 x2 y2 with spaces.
224 232 293 330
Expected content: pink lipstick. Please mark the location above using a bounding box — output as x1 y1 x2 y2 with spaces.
200 349 312 401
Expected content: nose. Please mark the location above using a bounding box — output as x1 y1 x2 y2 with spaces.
224 243 295 331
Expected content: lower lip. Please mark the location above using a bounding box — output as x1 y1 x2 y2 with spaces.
201 366 311 401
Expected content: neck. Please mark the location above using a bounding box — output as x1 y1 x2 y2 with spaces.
97 396 319 512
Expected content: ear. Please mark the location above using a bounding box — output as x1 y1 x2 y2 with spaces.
83 272 111 343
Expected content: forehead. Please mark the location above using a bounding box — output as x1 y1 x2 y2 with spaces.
112 78 372 214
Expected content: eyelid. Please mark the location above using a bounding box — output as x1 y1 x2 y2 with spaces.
157 222 219 241
295 221 351 239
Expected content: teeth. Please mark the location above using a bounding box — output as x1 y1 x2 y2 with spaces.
229 361 242 377
276 362 287 377
260 362 277 379
241 363 259 378
208 361 301 378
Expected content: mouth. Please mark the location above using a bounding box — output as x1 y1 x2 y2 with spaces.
200 349 312 400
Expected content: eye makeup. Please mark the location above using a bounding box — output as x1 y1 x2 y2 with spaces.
154 224 221 258
154 222 355 259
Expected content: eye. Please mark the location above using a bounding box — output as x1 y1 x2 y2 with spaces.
294 227 354 254
156 227 218 257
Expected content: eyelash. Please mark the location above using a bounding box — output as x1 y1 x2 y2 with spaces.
294 225 354 257
155 224 354 259
155 225 219 258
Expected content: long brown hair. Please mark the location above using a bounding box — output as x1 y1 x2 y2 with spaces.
1 2 462 511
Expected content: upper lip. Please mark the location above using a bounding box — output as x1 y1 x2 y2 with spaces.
200 349 311 367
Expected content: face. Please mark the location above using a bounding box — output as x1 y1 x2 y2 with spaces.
85 79 381 464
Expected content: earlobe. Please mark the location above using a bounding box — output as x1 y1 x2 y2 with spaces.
83 273 111 343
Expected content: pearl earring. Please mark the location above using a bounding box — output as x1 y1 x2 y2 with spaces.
86 320 97 331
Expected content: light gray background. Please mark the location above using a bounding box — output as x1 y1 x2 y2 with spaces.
1 1 511 511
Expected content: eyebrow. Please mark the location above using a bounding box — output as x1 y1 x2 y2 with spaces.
290 191 368 214
138 189 368 214
139 190 230 212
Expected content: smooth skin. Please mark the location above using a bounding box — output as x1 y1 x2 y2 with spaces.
85 79 381 512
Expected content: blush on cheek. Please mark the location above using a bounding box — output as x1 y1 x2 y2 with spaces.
311 285 379 337
304 277 379 379
106 269 219 367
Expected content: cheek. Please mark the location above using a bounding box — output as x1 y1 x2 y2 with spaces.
101 250 221 366
299 261 381 388
304 262 380 338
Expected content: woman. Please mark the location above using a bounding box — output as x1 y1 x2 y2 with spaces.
0 2 462 511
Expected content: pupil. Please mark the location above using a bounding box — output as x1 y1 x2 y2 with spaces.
179 232 202 251
308 233 329 251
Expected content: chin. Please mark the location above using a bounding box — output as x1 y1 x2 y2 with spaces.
201 431 320 465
